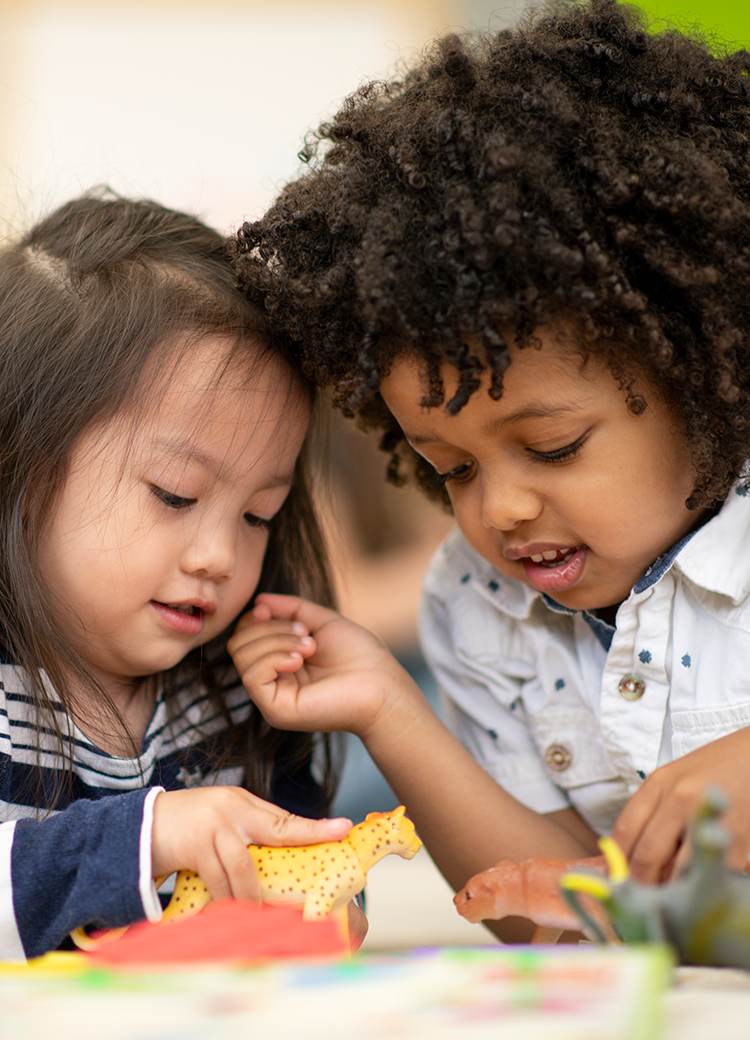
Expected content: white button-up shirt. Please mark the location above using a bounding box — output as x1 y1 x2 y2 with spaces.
419 486 750 836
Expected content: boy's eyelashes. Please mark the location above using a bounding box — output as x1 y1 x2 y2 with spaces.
431 435 587 486
528 434 587 463
431 461 473 489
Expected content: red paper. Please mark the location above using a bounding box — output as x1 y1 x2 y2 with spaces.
86 901 349 967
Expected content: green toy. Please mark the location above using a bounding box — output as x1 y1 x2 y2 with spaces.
562 790 750 968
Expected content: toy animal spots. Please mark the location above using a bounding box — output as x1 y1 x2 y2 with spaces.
164 805 421 924
71 806 421 948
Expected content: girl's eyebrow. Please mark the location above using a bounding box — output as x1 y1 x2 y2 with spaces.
151 439 295 490
153 440 224 473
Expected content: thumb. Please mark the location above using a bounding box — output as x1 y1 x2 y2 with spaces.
254 593 340 631
234 603 272 634
257 812 353 847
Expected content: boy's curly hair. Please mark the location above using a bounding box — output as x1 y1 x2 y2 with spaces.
232 0 750 509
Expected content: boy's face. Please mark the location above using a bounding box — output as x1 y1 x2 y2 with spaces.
37 337 309 703
380 330 706 614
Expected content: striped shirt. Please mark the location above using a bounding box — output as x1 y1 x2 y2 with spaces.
0 663 324 960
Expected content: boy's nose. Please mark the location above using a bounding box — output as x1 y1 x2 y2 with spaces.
481 479 542 531
183 523 235 581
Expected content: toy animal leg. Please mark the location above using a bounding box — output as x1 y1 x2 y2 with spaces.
69 873 175 949
531 926 564 944
69 924 129 950
162 870 211 922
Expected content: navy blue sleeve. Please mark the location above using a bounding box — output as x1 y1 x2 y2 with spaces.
269 732 329 819
11 789 153 958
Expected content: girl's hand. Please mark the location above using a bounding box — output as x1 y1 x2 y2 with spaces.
611 726 750 883
227 594 416 738
151 787 352 902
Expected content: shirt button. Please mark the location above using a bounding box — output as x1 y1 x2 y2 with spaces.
618 673 646 701
544 744 572 772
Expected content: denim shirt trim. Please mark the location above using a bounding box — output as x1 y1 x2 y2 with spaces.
541 524 705 652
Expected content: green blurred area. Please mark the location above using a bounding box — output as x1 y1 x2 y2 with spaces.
633 0 750 47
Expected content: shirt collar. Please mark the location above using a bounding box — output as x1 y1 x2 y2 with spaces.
675 484 750 603
467 481 750 621
540 524 704 652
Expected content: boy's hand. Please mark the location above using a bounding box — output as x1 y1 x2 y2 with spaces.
227 594 415 738
611 726 750 882
151 787 352 902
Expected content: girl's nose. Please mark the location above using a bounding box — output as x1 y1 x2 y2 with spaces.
182 522 236 581
481 478 542 531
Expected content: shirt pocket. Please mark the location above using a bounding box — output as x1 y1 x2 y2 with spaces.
671 701 750 759
531 709 621 790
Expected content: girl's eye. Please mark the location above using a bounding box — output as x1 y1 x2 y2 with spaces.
244 512 269 529
150 486 195 510
431 461 474 489
529 435 586 463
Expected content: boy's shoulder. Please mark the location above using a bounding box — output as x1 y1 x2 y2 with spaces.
676 485 750 606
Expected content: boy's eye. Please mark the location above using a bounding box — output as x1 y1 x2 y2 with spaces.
150 486 195 510
529 435 586 463
244 512 270 529
431 461 474 488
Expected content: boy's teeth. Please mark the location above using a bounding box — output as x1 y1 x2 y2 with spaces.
169 604 194 615
529 548 574 564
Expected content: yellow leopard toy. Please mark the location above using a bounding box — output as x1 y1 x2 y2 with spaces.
71 806 421 948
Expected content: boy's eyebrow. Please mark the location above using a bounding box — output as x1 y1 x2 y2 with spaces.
408 402 581 445
498 402 581 424
152 439 295 489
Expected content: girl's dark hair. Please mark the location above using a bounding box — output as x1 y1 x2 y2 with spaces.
0 190 339 809
232 0 750 510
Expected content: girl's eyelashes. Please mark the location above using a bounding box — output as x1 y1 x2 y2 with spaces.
431 461 474 488
150 485 271 527
244 512 270 529
529 434 587 463
150 485 195 510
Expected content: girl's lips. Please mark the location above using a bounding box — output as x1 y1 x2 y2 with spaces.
151 600 205 636
521 546 588 594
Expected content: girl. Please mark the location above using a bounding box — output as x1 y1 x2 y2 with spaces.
229 0 750 942
0 192 353 961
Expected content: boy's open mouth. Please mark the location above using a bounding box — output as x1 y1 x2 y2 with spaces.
521 546 587 593
527 547 577 568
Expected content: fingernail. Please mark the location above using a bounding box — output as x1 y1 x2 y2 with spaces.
292 622 307 635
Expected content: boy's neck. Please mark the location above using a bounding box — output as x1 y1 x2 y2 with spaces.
593 604 619 627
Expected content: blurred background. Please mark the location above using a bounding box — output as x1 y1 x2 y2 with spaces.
1 0 748 946
1 0 746 245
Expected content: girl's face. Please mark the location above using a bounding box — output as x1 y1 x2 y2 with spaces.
37 336 309 701
380 329 706 614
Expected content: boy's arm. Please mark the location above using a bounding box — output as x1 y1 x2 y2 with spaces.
230 595 600 943
612 726 750 883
